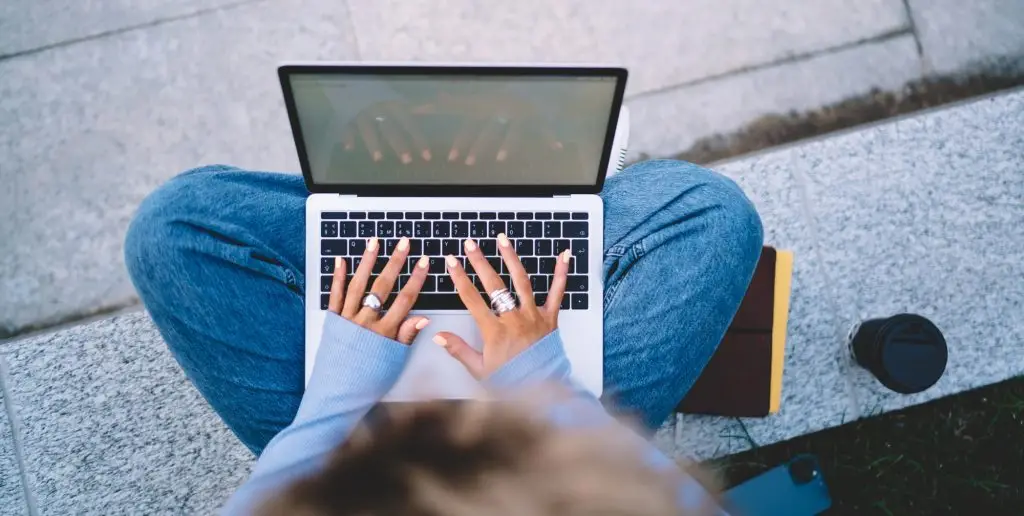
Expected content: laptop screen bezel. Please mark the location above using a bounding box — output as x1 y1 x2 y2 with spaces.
278 64 628 196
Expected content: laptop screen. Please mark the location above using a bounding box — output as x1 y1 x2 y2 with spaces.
283 67 624 190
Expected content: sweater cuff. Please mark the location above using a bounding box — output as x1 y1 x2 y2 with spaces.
484 330 572 389
309 312 410 384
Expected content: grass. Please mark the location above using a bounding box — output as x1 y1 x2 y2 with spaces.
704 377 1024 514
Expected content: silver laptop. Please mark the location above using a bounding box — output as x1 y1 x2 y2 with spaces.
279 63 629 400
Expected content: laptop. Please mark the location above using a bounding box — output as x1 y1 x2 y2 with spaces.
278 63 629 400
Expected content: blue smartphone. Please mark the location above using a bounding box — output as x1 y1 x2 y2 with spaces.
721 454 832 516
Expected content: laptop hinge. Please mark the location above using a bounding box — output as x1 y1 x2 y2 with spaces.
337 193 571 198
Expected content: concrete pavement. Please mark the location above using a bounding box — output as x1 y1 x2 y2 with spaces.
2 0 1023 335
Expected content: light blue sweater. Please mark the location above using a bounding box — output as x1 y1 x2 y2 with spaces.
222 312 723 514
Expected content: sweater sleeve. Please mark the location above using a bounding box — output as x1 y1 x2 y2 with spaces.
221 312 410 515
485 330 727 515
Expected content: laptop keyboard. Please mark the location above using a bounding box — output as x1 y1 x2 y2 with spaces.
319 211 591 311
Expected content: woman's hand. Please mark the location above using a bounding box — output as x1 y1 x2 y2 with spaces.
433 234 572 378
326 236 431 344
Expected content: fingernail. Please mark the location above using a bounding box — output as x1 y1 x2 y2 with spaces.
368 238 378 251
344 143 354 150
496 149 507 162
553 141 564 150
497 233 510 247
415 318 430 330
448 149 459 161
465 155 476 166
373 150 383 162
422 149 432 161
464 239 477 252
401 152 412 164
335 256 342 269
562 249 571 263
417 255 428 269
432 335 448 347
445 254 458 267
398 237 409 251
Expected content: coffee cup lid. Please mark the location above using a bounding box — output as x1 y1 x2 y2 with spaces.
875 314 947 394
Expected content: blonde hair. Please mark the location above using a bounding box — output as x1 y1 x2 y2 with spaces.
257 392 719 516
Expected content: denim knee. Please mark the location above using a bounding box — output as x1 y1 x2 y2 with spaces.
124 165 231 291
630 159 764 259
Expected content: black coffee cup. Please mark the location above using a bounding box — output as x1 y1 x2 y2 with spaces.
849 313 947 394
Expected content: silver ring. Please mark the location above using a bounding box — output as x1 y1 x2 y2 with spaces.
488 288 517 314
361 293 383 314
374 115 386 123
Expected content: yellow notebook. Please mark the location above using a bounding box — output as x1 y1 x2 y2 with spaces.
769 250 793 413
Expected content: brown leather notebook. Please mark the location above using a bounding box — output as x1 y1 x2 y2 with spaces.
677 247 785 417
730 247 777 332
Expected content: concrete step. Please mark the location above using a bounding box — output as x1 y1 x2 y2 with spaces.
6 0 1024 339
2 87 1023 514
0 314 251 515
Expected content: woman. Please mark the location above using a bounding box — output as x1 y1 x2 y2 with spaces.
124 159 763 513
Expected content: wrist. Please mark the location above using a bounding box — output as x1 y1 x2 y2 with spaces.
484 330 571 389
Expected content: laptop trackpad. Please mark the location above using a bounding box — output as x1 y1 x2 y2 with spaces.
383 313 486 401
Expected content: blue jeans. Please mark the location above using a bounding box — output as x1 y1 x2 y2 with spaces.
124 160 763 455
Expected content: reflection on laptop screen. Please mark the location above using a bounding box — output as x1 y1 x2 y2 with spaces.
289 73 619 186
